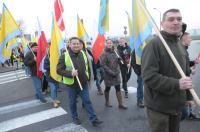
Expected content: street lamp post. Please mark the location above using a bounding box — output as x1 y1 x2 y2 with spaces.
124 26 127 38
153 8 161 31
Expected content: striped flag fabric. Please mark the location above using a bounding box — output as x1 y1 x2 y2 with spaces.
36 18 48 78
54 0 65 31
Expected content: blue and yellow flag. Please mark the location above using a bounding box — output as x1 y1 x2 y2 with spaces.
50 15 63 82
0 3 21 62
2 45 11 60
98 0 109 35
92 0 109 64
125 11 134 50
1 38 18 60
7 37 19 50
77 15 89 42
132 0 152 64
21 37 28 49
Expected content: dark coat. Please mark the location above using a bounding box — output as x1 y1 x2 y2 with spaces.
100 47 121 87
142 31 191 114
117 44 131 66
117 45 132 81
131 50 141 76
57 49 90 88
43 55 57 83
24 51 37 76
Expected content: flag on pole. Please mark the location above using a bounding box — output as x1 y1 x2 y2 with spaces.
0 3 21 63
21 37 28 49
50 15 63 82
125 11 134 50
98 0 109 35
7 37 19 50
36 18 48 78
77 15 89 42
54 0 65 31
92 0 109 64
21 37 31 56
1 38 19 61
31 35 38 43
132 0 152 64
2 45 11 60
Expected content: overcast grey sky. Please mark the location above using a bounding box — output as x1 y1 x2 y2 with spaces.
0 0 200 40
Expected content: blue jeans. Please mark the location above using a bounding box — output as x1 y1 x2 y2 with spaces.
66 84 97 122
31 76 45 100
181 105 190 120
137 75 144 102
96 67 104 90
48 82 58 100
24 66 30 76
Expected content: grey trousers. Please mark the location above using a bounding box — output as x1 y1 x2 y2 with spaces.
146 108 181 132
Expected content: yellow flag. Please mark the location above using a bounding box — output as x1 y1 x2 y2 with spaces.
77 15 89 42
21 37 28 49
2 46 11 60
50 15 63 82
0 3 21 62
2 38 18 59
31 35 38 43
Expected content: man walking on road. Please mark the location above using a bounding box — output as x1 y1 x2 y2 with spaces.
24 42 47 103
57 37 103 127
142 9 193 132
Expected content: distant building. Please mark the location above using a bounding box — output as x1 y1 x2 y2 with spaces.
24 34 31 42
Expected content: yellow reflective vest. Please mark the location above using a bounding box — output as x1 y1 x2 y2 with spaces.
63 50 89 85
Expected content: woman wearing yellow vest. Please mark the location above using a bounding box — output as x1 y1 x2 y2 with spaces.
57 37 103 127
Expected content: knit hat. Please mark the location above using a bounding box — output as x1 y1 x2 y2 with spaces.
30 42 37 48
182 23 187 34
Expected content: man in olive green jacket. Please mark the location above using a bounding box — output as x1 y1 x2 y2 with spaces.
141 9 193 132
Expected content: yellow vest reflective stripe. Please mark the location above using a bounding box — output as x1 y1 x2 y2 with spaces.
63 50 89 85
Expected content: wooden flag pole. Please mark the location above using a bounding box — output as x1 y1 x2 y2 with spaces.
55 0 83 91
136 0 200 106
22 38 36 58
114 49 124 64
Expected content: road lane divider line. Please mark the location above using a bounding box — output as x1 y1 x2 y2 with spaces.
0 107 67 132
0 97 52 114
44 123 88 132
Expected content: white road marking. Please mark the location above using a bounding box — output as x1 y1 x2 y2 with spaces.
128 86 137 93
0 76 29 85
121 86 137 93
0 97 52 115
0 71 25 78
0 107 67 132
44 123 88 132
